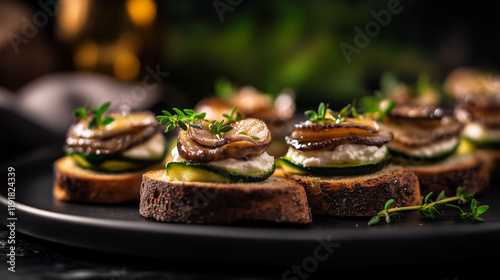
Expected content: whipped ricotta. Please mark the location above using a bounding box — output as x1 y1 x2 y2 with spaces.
121 132 165 159
171 147 275 174
387 136 459 157
462 122 500 142
285 144 387 167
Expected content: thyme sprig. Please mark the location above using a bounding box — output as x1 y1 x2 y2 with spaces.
305 102 357 124
156 108 206 132
209 119 233 139
157 106 256 140
358 96 396 123
223 106 243 123
74 101 115 129
238 131 259 140
368 187 489 226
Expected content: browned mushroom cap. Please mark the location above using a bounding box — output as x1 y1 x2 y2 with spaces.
285 119 392 151
390 104 450 120
287 125 393 151
64 112 159 155
455 104 500 127
388 116 462 147
288 118 379 142
178 118 271 163
188 118 271 148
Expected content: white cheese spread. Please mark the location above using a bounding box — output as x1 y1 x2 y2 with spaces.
285 144 387 167
171 147 275 174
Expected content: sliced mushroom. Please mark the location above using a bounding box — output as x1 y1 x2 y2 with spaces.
390 104 450 120
389 117 462 147
455 105 500 128
69 112 157 139
188 118 271 148
178 118 271 163
288 118 379 143
64 112 159 155
286 122 392 152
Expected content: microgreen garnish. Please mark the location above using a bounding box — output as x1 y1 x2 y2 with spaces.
368 187 489 226
305 102 329 122
74 102 115 129
358 96 396 123
209 119 233 139
305 102 357 124
88 102 115 129
156 108 206 132
214 77 236 99
239 132 259 140
74 101 88 120
223 106 243 123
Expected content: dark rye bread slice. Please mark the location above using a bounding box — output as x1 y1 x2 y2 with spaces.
408 153 490 196
53 156 163 203
140 170 312 224
276 165 421 217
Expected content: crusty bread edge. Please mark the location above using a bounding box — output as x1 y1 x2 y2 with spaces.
53 156 162 203
139 170 313 224
276 165 421 217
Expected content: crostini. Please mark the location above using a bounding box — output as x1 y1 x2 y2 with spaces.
53 102 167 203
275 103 421 217
139 108 312 224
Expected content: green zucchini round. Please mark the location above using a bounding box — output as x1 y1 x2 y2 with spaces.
166 161 276 183
276 154 391 176
387 140 459 163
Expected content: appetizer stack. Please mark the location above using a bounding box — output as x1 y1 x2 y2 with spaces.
140 109 312 224
53 102 167 203
384 104 489 196
445 68 500 180
275 103 421 216
195 81 295 157
53 74 494 225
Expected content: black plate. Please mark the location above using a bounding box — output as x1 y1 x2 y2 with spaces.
1 148 500 266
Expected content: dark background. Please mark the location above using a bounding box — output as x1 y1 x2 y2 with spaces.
2 0 500 105
1 1 500 279
2 0 500 180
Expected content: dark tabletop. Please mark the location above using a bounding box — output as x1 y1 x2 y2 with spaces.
1 223 499 280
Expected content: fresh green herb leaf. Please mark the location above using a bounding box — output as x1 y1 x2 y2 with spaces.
368 187 489 226
357 96 396 123
239 131 259 140
209 119 233 139
305 102 355 124
477 205 489 215
384 199 395 210
87 102 114 129
156 108 206 132
214 77 235 99
223 106 243 123
74 102 89 120
367 216 380 226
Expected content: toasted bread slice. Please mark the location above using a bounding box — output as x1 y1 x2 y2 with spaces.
53 156 163 203
276 165 421 217
409 153 490 196
139 170 312 224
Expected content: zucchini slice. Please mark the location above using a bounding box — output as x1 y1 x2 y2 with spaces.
166 162 276 183
276 154 391 176
462 136 500 149
66 144 167 173
387 140 459 163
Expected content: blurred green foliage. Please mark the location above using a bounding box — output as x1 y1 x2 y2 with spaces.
159 0 438 109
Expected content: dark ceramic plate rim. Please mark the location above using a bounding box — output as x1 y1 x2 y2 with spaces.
1 147 500 265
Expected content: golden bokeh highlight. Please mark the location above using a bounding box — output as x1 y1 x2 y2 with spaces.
57 0 90 41
114 52 140 81
126 0 157 27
